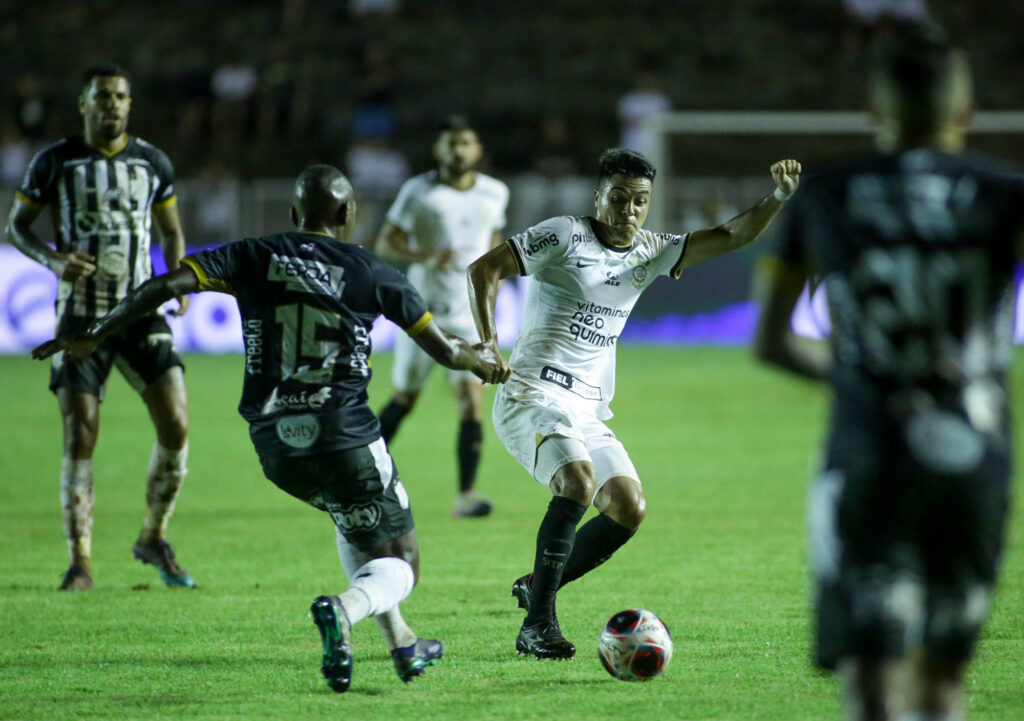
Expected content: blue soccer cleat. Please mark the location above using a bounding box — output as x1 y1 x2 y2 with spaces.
133 540 195 588
391 637 444 682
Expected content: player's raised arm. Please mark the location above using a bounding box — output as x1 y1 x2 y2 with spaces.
32 266 200 361
6 195 97 280
678 159 801 272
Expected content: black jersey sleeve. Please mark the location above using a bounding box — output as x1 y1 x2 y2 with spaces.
17 144 60 207
149 145 177 207
181 239 256 294
368 254 432 335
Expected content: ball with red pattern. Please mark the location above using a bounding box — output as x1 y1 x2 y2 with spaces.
597 608 673 681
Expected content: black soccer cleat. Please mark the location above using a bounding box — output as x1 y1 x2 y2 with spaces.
391 637 444 682
511 573 533 613
452 497 494 518
133 540 195 588
310 595 353 693
516 620 575 660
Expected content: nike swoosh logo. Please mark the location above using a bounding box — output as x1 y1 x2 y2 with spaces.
575 260 594 268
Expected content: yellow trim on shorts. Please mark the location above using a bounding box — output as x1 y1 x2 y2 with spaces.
180 256 235 294
15 191 43 210
404 311 434 337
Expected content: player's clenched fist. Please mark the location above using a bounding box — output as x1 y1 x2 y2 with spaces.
771 159 802 196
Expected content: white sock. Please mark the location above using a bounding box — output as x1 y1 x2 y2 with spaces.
141 441 188 541
337 557 414 626
335 528 417 647
60 457 94 564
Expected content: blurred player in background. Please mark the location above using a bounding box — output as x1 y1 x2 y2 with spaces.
469 147 800 658
753 28 1022 721
33 165 508 692
4 63 193 591
375 116 509 518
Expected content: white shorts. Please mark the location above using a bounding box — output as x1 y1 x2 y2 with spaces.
392 318 481 392
493 379 639 493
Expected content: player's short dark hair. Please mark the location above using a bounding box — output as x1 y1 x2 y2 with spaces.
597 148 657 186
437 114 474 135
868 25 967 132
82 62 131 90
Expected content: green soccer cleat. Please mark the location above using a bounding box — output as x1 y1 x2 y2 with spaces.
133 540 195 588
311 595 353 693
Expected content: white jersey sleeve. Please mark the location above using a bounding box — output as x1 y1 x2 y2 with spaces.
506 216 575 276
647 231 688 280
384 175 424 234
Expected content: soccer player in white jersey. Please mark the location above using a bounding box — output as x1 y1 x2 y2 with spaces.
375 116 509 518
469 148 801 658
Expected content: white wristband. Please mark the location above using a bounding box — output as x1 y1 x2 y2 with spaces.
773 187 792 203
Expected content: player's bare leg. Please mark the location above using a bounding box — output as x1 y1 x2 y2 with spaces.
516 454 590 659
56 389 100 591
452 379 491 517
513 475 643 612
316 529 441 691
378 390 419 443
840 657 906 721
134 367 193 587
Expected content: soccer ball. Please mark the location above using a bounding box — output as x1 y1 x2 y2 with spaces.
597 608 673 681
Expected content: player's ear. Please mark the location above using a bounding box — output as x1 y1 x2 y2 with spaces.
289 205 299 228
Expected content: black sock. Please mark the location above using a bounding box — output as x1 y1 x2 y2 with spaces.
457 419 482 493
378 399 411 442
558 513 635 588
525 496 587 626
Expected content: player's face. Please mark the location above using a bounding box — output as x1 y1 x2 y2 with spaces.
434 129 482 175
80 76 131 141
594 174 652 243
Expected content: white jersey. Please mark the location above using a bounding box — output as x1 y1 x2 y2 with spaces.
385 170 508 321
505 215 687 419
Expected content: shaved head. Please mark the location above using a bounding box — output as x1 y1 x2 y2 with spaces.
292 165 353 229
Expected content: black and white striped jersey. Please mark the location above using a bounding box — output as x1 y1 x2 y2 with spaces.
17 135 177 323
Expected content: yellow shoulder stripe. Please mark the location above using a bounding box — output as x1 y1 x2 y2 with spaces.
405 311 434 337
15 191 43 210
180 256 235 294
153 195 178 210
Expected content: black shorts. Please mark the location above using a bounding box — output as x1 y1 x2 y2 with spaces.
810 409 1011 670
258 437 414 551
49 314 183 399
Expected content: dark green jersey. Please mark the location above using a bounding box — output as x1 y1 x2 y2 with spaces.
183 232 432 456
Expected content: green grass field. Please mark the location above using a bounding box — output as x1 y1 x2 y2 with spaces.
1 346 1021 721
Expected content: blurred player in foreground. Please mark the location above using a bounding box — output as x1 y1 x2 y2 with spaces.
753 28 1022 721
469 147 801 658
375 116 509 517
5 63 193 590
33 165 509 693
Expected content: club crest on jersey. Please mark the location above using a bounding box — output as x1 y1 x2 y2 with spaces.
630 264 649 288
269 253 346 297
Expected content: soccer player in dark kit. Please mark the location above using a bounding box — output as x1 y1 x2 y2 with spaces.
33 164 509 693
754 28 1024 721
5 63 193 590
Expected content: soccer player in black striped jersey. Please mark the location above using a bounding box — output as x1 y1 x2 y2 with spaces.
33 165 508 692
5 63 193 591
754 28 1024 721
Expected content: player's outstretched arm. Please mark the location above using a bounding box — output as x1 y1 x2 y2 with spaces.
6 196 97 281
411 321 511 385
679 159 802 272
374 222 450 267
751 256 831 381
31 266 201 361
467 242 517 360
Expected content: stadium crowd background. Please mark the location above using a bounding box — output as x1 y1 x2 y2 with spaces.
1 0 1022 350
